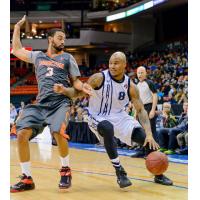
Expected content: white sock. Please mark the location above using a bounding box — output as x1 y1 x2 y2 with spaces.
60 155 69 167
111 157 121 168
20 161 31 177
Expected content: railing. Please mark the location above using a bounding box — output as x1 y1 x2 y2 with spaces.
11 85 38 95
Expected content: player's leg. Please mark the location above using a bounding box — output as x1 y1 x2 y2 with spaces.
131 127 173 185
53 133 69 157
10 105 45 192
17 128 33 174
97 120 132 188
53 133 71 189
49 105 71 189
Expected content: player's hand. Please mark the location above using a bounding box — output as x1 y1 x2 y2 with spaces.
82 83 93 96
149 110 155 119
53 83 64 94
143 135 160 150
15 15 26 28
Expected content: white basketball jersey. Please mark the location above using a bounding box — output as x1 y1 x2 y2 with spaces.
88 70 131 116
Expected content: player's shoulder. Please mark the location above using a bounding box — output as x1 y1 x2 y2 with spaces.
28 51 43 64
88 72 104 89
30 50 43 56
124 73 131 82
129 78 137 88
91 72 104 80
62 52 73 59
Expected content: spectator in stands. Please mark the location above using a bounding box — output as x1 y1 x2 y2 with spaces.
162 81 171 99
69 105 76 122
11 101 27 137
75 107 84 122
157 102 188 154
178 88 188 104
176 101 188 154
167 84 177 104
10 103 18 127
174 87 185 104
176 131 188 155
18 101 25 115
156 102 177 129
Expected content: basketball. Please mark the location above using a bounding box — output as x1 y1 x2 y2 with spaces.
145 151 169 175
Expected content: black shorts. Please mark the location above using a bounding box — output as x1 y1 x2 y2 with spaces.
16 101 70 138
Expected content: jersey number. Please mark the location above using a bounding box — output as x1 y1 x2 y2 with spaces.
46 67 54 77
118 92 125 100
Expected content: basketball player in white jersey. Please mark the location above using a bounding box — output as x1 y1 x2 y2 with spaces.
53 52 173 188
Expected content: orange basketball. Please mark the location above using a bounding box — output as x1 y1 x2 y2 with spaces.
145 151 169 175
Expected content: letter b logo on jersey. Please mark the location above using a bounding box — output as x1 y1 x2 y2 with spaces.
118 92 125 100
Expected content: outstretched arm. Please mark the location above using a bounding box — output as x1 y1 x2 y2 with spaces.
12 15 32 63
70 77 93 96
53 84 85 99
129 81 159 150
53 72 104 98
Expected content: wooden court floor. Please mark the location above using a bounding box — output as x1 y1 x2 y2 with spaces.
10 140 188 200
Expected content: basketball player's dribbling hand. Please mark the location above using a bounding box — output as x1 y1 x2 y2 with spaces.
15 15 26 27
143 135 160 150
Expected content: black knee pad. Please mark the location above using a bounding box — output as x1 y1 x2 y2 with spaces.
97 120 114 137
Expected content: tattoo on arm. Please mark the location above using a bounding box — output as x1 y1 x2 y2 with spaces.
87 73 103 89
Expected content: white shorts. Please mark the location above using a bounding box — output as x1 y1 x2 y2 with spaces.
85 111 142 146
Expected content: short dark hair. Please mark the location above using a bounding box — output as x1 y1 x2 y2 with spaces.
47 28 65 37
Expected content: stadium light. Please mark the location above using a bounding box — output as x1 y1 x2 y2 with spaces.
106 12 126 22
106 0 168 22
144 1 153 10
126 5 144 17
153 0 167 6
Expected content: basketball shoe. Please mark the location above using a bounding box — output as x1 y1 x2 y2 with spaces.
154 174 173 185
115 166 132 188
10 174 35 192
59 166 72 189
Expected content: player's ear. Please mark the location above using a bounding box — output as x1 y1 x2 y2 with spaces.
48 36 53 44
124 62 127 69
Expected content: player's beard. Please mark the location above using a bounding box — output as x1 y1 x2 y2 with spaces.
52 41 64 52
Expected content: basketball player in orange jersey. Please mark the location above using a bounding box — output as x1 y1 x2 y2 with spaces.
10 15 92 192
53 51 173 188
